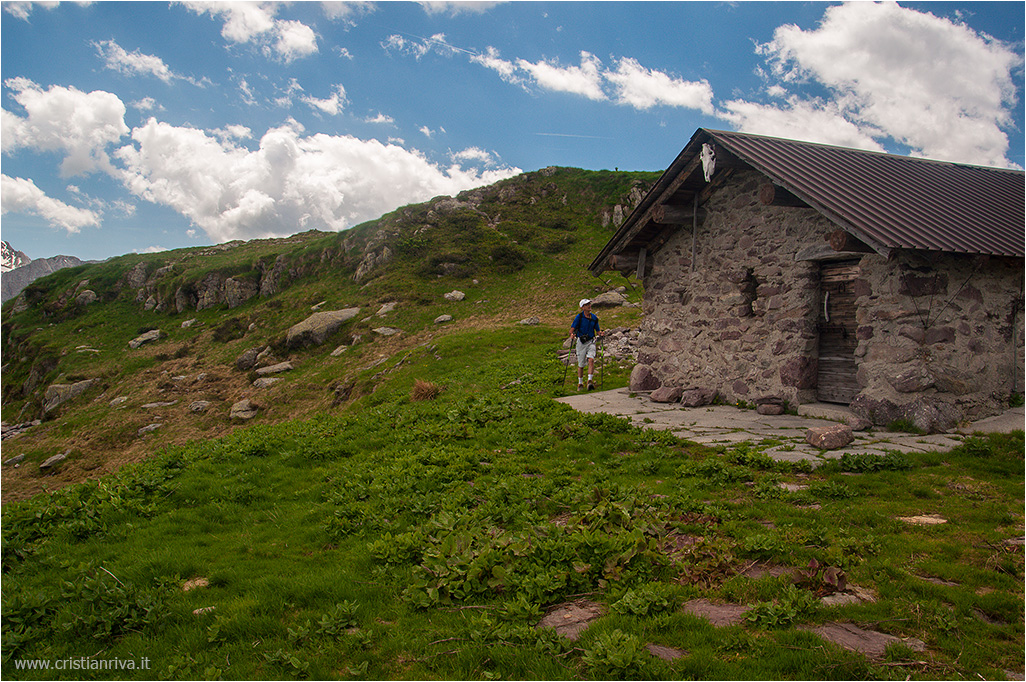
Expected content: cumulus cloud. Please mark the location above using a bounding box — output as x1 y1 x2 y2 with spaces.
1 174 100 233
366 112 395 125
93 39 179 83
1 77 129 175
113 118 520 243
605 57 715 114
418 1 505 16
516 51 606 101
183 1 318 63
451 146 499 166
301 84 348 116
733 2 1022 166
321 1 375 24
3 1 59 21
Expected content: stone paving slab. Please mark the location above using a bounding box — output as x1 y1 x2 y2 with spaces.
556 388 1022 464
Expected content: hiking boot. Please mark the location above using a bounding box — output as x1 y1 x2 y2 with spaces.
587 381 595 391
577 383 584 391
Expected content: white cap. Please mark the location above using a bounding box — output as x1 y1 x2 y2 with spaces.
579 298 591 307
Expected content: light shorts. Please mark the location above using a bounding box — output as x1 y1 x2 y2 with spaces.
576 338 597 367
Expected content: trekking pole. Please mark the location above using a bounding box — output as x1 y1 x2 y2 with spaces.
561 335 573 389
598 335 604 391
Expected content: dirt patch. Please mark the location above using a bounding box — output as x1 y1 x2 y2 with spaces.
646 644 686 661
897 514 947 525
535 598 605 640
681 598 749 627
741 562 796 580
801 622 926 659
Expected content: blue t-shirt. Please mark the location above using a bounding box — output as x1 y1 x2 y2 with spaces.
571 312 600 341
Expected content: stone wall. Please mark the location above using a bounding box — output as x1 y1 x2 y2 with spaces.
632 169 1025 431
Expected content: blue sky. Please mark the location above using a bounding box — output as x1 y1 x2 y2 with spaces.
2 1 1023 262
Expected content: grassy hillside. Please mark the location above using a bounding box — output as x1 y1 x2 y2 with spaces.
1 167 656 502
1 167 1022 680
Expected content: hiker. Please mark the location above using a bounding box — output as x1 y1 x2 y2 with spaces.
569 298 603 390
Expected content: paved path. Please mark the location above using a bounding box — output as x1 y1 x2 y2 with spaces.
556 388 1025 464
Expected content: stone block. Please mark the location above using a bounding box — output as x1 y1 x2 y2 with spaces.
629 364 661 392
650 386 683 403
806 424 854 450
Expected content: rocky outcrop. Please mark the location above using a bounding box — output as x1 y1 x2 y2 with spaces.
286 309 360 348
230 399 260 420
1 254 87 303
43 379 95 413
129 329 164 348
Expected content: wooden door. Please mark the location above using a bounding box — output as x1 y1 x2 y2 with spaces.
817 261 860 404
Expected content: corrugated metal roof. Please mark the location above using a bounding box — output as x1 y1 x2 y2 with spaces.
708 129 1025 257
591 128 1025 273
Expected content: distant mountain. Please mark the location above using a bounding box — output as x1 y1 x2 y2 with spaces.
1 248 87 304
1 241 30 273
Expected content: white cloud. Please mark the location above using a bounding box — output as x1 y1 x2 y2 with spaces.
183 2 318 63
321 1 375 23
470 46 518 82
301 84 348 116
131 97 163 112
515 51 606 101
420 126 435 138
382 32 461 60
1 174 100 233
269 19 319 63
366 112 395 125
418 1 505 16
93 39 178 83
451 146 497 166
114 118 520 243
741 1 1022 167
605 57 714 114
3 1 59 21
720 96 887 151
1 77 129 175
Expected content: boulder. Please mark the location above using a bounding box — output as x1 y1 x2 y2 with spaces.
518 316 541 325
129 329 163 348
434 314 453 325
629 364 661 392
255 362 293 375
253 377 282 388
229 399 260 420
286 308 360 348
43 379 95 413
39 452 67 472
235 346 265 371
189 400 212 413
373 327 401 336
376 302 397 316
75 290 97 306
650 386 683 403
680 387 717 408
589 291 627 308
756 396 787 415
138 423 163 435
806 424 854 450
444 290 466 302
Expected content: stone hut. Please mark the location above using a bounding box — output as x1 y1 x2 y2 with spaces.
590 129 1025 432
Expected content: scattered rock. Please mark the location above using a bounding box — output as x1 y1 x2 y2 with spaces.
75 290 97 306
805 424 854 450
129 329 163 349
897 514 947 526
589 291 627 308
682 599 749 627
434 314 453 324
286 308 360 348
253 377 282 388
1 420 40 440
255 361 293 375
230 399 260 420
236 347 265 373
142 400 178 409
109 396 128 408
181 318 198 328
444 290 466 302
43 379 95 413
680 387 716 407
650 386 683 403
311 300 326 311
373 327 401 336
646 644 686 661
801 622 925 660
138 423 162 435
182 577 209 592
376 301 397 316
5 454 27 466
629 364 661 392
192 606 216 616
39 452 68 472
189 400 212 413
756 396 786 415
535 599 605 640
518 316 540 325
330 345 349 356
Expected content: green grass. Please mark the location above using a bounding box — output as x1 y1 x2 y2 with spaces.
2 329 1023 680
